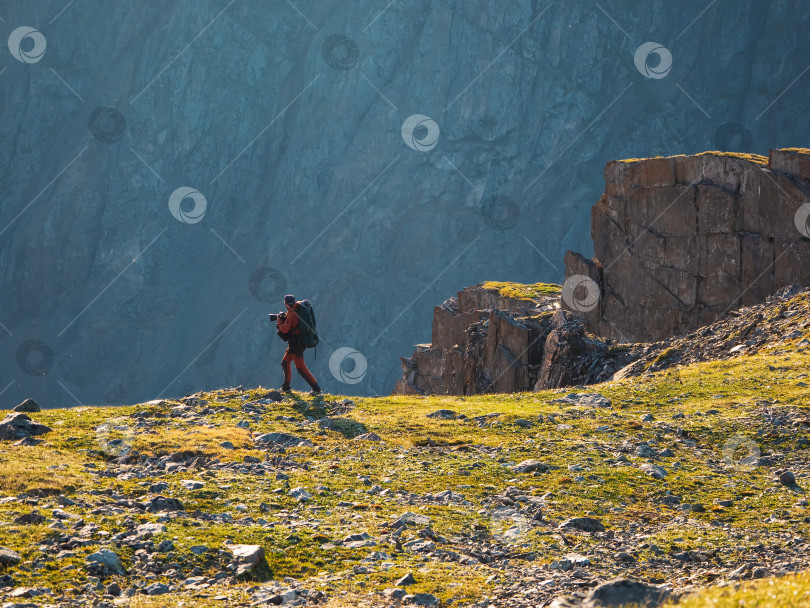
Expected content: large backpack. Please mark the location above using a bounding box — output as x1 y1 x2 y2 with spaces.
296 300 319 349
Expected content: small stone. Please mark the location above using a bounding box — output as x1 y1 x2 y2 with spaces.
691 503 706 513
180 480 204 490
255 432 312 447
85 549 125 575
616 552 636 563
559 517 605 532
403 592 440 607
511 459 549 473
106 582 121 596
289 487 312 502
354 432 382 441
639 464 667 479
230 544 265 575
641 413 654 422
778 470 796 486
135 523 166 536
145 495 184 513
425 409 458 420
145 582 170 595
220 441 235 449
396 572 416 586
384 588 407 600
0 547 22 566
752 566 771 579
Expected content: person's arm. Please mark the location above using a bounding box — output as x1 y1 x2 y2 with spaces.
277 309 298 334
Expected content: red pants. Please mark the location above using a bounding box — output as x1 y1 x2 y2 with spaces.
281 350 319 389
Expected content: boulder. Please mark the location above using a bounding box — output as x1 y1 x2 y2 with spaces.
230 544 265 575
0 413 51 441
12 399 40 413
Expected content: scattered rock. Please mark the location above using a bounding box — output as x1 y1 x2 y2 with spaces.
584 578 670 607
778 470 796 486
511 459 549 473
403 592 440 607
12 512 44 525
639 464 667 479
255 432 312 447
384 588 407 600
559 517 605 532
552 393 612 408
289 487 312 502
145 495 184 513
180 480 204 490
396 572 416 586
354 432 382 441
85 549 125 575
230 544 265 575
135 522 167 536
0 413 51 441
0 547 22 566
426 409 459 420
145 582 170 595
12 399 40 413
317 417 367 438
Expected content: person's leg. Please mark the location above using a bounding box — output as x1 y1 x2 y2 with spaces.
293 355 321 392
280 350 294 391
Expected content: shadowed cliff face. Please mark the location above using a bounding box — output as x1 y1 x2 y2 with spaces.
1 0 809 405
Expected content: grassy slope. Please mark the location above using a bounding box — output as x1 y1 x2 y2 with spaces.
0 349 809 607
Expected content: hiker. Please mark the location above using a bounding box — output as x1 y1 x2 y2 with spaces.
273 294 321 395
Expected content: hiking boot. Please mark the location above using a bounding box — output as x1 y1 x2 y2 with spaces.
281 384 292 393
308 388 321 396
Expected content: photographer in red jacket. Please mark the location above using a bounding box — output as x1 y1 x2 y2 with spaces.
274 294 321 395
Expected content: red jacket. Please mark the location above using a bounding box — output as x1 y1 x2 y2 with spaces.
277 303 300 335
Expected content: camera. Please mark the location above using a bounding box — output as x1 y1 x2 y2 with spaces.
268 312 287 322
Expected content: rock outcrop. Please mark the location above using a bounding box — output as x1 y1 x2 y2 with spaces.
564 148 810 342
393 283 638 395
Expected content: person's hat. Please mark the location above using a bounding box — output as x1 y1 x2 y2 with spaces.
284 294 295 305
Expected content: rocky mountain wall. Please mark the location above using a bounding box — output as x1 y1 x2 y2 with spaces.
564 148 810 342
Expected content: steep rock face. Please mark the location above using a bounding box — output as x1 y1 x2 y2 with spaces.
564 149 810 342
2 1 810 406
